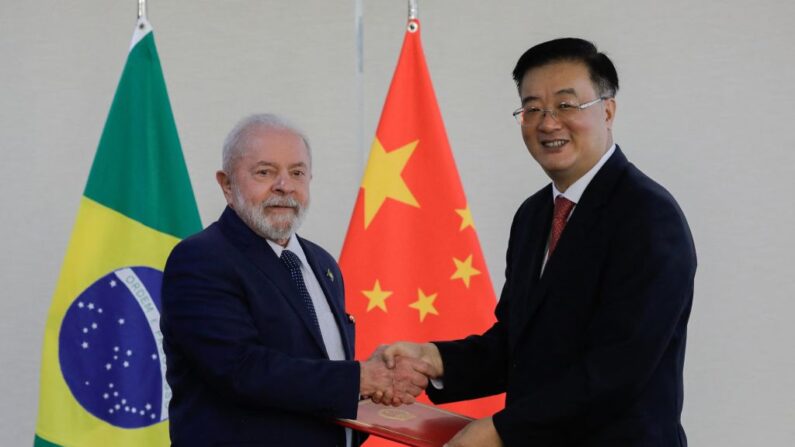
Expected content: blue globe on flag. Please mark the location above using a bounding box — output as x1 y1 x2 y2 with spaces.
58 266 168 429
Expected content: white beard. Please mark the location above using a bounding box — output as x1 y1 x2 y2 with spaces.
231 186 308 242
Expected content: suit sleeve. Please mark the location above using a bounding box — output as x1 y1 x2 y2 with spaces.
426 322 509 402
491 192 696 445
160 239 360 419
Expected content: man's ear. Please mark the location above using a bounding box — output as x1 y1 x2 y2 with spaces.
604 97 616 130
216 170 235 207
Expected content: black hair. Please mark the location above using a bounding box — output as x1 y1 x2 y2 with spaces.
512 38 619 97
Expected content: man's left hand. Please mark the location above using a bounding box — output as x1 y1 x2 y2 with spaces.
444 417 503 447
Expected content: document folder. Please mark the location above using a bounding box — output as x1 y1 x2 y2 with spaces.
337 400 473 447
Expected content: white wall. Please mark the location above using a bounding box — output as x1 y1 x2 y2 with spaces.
2 0 793 445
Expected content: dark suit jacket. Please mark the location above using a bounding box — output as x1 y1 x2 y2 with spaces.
161 207 361 447
427 147 696 447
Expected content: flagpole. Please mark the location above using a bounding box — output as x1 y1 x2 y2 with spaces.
138 0 147 19
355 0 365 172
408 0 419 20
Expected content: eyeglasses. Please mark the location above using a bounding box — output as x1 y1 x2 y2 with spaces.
512 97 608 126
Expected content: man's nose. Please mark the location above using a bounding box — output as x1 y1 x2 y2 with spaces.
272 174 293 193
536 111 562 132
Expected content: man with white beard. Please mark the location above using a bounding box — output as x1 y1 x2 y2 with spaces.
160 114 431 447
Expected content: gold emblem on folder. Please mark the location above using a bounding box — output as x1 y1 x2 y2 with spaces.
377 408 416 422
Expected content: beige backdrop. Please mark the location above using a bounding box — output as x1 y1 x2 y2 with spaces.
2 0 794 445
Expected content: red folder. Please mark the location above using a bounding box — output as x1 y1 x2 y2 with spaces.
337 400 473 447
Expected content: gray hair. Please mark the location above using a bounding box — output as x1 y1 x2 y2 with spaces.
221 113 312 173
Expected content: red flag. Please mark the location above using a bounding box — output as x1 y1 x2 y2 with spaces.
339 18 503 445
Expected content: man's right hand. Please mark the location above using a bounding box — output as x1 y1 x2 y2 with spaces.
359 355 433 406
382 342 444 379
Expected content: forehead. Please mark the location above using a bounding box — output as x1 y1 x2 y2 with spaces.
239 127 310 166
519 60 596 99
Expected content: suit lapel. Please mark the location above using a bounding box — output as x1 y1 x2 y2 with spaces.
525 195 554 287
513 147 630 343
507 191 553 353
530 197 598 310
218 208 329 356
299 238 354 360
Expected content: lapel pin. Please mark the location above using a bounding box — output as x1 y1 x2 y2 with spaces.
348 313 355 324
326 269 334 282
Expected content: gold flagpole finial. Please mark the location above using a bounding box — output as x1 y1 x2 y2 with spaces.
138 0 147 19
408 0 419 20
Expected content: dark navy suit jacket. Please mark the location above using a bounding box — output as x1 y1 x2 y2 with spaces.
161 207 361 446
427 148 696 446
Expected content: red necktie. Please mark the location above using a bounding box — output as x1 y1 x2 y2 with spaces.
548 196 575 257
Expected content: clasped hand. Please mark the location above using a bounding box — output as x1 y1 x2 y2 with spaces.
359 342 442 406
360 342 502 446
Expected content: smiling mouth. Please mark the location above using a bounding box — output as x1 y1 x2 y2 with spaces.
541 139 568 149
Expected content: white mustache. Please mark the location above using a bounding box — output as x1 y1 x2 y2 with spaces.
261 196 300 209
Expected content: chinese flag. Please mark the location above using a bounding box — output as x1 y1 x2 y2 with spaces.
339 18 503 445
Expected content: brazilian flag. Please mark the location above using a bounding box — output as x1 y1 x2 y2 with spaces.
35 17 201 447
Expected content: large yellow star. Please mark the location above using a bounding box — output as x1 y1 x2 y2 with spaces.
450 254 481 288
409 289 439 322
362 280 393 312
361 138 420 228
455 204 475 231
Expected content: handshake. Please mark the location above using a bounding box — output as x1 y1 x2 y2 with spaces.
357 342 504 447
359 342 444 406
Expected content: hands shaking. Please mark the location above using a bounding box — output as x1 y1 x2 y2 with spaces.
358 341 444 406
359 342 503 446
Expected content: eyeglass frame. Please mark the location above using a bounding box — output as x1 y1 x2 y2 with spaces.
512 96 609 126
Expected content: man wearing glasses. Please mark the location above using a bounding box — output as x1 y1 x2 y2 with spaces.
380 38 697 447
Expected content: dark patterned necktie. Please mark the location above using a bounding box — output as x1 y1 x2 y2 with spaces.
548 196 575 257
280 250 320 330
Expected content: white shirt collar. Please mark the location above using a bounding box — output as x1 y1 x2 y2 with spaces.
266 234 309 267
552 144 616 204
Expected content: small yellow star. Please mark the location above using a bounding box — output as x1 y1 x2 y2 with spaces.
362 280 393 312
409 289 439 322
450 254 481 288
361 138 420 228
455 204 475 231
